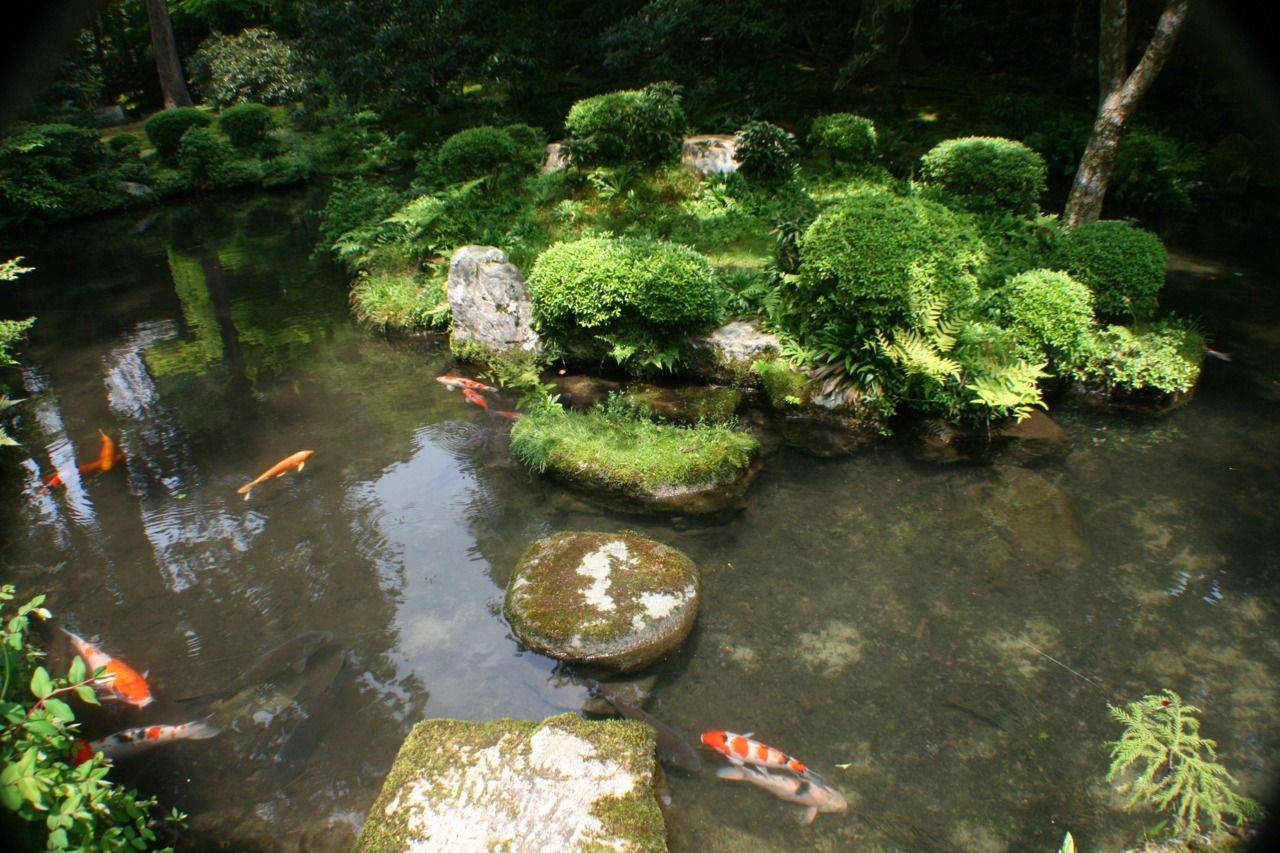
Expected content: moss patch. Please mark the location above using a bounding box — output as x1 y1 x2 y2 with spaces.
621 382 744 424
753 357 810 409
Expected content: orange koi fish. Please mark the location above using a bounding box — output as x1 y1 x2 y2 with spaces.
436 374 496 393
493 409 522 420
42 432 127 490
462 388 489 411
701 730 812 776
73 720 219 766
237 450 315 501
62 629 153 708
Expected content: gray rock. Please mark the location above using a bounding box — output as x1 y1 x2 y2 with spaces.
447 245 539 359
543 142 570 173
356 713 666 851
90 105 128 127
505 532 700 672
684 320 781 386
681 134 740 176
118 181 154 199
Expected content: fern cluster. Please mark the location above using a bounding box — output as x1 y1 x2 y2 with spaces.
1107 690 1262 838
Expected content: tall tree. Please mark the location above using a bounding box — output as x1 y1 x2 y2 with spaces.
1063 0 1189 226
144 0 194 108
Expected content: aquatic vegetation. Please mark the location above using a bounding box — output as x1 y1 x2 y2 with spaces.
734 121 799 182
919 136 1048 216
562 83 686 167
808 113 878 166
528 236 723 370
998 269 1095 363
350 267 450 331
218 103 273 149
144 107 214 163
1062 220 1167 320
0 586 184 850
509 397 758 494
1107 690 1262 838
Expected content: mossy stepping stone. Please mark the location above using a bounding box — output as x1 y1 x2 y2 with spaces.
356 713 665 851
505 532 700 672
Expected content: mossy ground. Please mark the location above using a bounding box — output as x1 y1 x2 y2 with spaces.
754 357 810 409
621 383 744 424
509 402 758 493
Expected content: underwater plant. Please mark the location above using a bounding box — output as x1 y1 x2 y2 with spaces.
1107 689 1262 839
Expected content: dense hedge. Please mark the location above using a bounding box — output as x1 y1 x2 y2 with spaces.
528 236 720 353
1001 269 1094 360
436 126 522 182
503 123 549 168
920 136 1047 216
809 113 877 164
1062 220 1166 319
563 83 685 166
219 103 272 148
734 121 798 181
176 126 261 189
144 108 212 162
797 189 987 330
0 123 117 228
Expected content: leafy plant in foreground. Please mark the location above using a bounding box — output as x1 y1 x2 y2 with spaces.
1 258 35 447
1 586 184 849
1107 690 1262 838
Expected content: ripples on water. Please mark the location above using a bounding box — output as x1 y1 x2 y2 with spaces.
1 191 1278 851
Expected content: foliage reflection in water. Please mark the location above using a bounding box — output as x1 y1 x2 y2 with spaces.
1 193 1278 850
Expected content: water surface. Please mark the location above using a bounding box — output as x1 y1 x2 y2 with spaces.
2 193 1278 851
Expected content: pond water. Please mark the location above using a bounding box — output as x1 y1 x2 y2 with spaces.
2 192 1278 851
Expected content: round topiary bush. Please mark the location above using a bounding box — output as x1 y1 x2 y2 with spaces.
809 113 877 165
797 189 988 330
107 133 142 157
144 108 212 163
176 126 236 186
563 82 685 167
503 123 549 167
436 126 522 182
919 136 1047 216
734 121 798 181
219 102 272 148
1001 269 1095 359
1062 220 1166 319
529 237 721 360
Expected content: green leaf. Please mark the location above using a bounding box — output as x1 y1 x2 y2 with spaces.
48 828 68 847
17 775 43 807
43 697 74 723
68 655 85 683
30 666 52 699
0 762 23 810
74 684 99 705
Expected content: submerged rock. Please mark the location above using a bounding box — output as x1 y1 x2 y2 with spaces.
916 410 1067 464
681 134 740 176
622 382 744 424
505 532 700 672
447 245 539 359
356 713 666 851
550 374 623 410
756 359 884 456
1066 380 1194 415
684 320 782 387
971 467 1089 567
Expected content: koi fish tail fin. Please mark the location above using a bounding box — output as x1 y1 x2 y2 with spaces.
240 487 252 501
297 461 305 471
184 720 221 741
802 807 818 825
715 766 748 781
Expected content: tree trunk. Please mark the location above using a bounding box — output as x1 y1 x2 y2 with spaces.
144 0 193 108
1064 0 1188 227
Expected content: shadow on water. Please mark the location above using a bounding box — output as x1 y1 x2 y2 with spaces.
2 193 1279 850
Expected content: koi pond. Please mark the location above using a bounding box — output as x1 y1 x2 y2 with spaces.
2 191 1278 850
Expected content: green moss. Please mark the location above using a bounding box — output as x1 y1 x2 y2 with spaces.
753 358 809 408
509 401 758 493
621 383 743 424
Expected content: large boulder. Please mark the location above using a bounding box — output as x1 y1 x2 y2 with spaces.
357 714 666 852
684 320 781 386
447 245 539 359
681 134 740 176
505 532 700 672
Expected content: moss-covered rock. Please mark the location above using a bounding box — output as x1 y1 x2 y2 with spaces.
505 532 700 672
753 358 886 456
356 713 666 851
683 320 781 387
621 382 744 424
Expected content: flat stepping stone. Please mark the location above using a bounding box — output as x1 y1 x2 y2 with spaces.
505 532 700 672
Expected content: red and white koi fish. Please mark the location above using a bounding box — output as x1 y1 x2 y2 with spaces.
714 764 848 824
436 374 496 393
462 388 490 412
62 629 153 708
701 730 813 776
1205 347 1232 362
237 450 315 500
73 720 219 765
493 409 521 420
42 431 127 490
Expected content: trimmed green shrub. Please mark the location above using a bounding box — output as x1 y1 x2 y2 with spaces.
190 27 308 108
261 151 314 188
436 126 522 182
219 102 272 148
563 82 685 166
809 113 877 165
529 236 720 368
504 123 549 168
107 132 142 157
1000 269 1094 361
176 126 237 186
144 108 212 162
1072 319 1203 397
976 212 1065 289
796 189 988 331
1062 220 1166 319
734 121 798 181
920 136 1047 216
